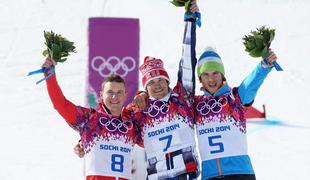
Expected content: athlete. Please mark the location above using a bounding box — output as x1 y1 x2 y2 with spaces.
195 47 278 180
42 58 135 180
124 1 201 179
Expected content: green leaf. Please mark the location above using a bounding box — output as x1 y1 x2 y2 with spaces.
245 39 256 51
42 30 76 63
170 0 185 7
170 0 191 12
268 29 275 44
261 46 269 58
185 1 191 12
254 38 264 50
243 26 275 58
51 44 61 60
58 58 67 63
42 49 49 57
249 48 261 57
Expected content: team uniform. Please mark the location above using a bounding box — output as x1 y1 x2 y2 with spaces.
195 63 273 180
46 74 134 180
126 20 199 180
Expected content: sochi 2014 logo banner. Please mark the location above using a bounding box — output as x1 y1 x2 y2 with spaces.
87 18 140 108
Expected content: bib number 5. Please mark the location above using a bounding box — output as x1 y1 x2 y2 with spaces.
208 135 224 154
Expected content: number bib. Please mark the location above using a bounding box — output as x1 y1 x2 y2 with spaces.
196 117 248 161
143 116 196 158
84 138 132 178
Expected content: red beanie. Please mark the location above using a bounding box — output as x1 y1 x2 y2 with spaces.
139 56 170 88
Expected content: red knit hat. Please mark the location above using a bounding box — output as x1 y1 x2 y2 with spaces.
139 56 170 88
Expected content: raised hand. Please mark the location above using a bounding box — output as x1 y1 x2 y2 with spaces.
190 0 199 13
28 57 57 84
41 58 56 75
262 48 278 68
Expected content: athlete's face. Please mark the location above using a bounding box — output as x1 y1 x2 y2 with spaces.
101 82 127 114
200 71 224 95
146 78 169 100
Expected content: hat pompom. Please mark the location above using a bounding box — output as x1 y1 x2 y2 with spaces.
204 46 217 52
139 56 170 88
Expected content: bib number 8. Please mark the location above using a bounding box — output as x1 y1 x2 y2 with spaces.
111 154 124 172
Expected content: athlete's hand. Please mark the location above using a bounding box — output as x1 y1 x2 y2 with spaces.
133 92 149 110
262 48 278 68
190 0 199 13
74 141 85 158
41 58 56 75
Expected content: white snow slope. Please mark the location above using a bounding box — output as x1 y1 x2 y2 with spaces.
0 0 309 179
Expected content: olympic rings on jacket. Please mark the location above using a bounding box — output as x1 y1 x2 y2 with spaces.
144 100 169 118
99 117 133 134
196 97 228 115
91 56 136 78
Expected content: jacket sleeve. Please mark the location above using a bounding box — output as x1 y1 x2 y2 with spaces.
46 73 79 126
123 104 144 147
175 19 197 97
238 63 273 105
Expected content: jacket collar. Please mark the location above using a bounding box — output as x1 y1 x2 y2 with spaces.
201 82 230 96
98 102 122 118
149 89 178 102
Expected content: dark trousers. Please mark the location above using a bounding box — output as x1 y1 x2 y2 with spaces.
208 174 256 180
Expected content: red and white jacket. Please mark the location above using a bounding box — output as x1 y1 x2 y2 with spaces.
124 20 199 180
46 74 134 180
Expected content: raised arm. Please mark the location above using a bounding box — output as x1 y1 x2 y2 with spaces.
176 0 198 95
238 49 278 105
43 58 78 126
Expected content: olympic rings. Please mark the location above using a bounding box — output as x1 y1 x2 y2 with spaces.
196 97 228 116
91 56 136 78
144 100 169 118
99 117 133 134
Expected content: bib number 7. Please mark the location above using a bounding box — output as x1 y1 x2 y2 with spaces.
159 135 172 152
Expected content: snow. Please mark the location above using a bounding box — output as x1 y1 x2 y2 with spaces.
0 0 309 179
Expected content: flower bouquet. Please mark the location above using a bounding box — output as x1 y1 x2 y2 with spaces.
170 0 201 27
28 31 76 84
243 26 282 71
